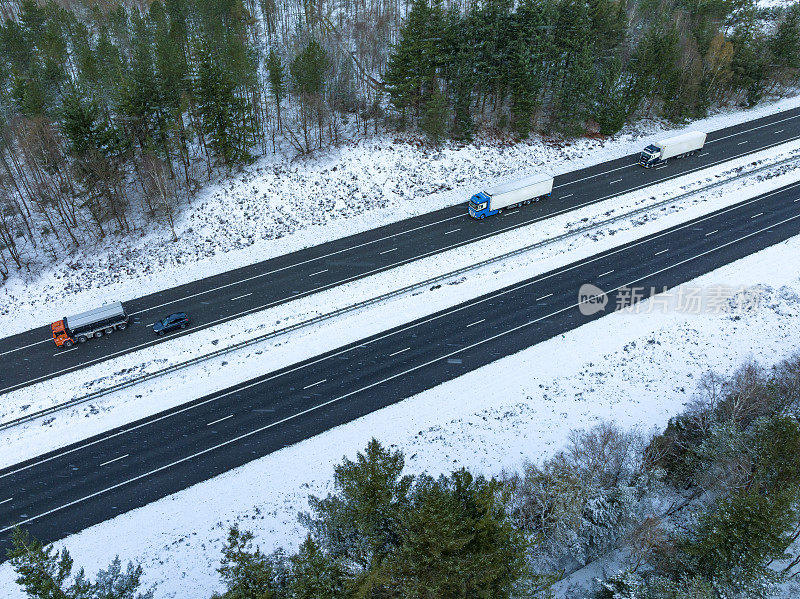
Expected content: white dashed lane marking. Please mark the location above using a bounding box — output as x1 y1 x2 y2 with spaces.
303 379 327 390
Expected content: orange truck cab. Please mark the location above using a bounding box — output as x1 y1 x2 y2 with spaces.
50 302 130 348
51 320 73 347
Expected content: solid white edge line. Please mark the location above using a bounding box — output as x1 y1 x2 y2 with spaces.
4 181 800 482
7 208 800 534
98 454 129 468
207 414 234 427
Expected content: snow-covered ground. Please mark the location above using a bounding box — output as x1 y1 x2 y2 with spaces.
2 95 800 336
1 216 798 599
3 140 799 464
2 94 800 599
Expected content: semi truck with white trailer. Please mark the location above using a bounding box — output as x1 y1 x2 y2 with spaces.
51 302 130 347
639 131 706 168
469 172 554 219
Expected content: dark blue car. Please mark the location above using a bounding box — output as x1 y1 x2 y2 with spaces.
153 312 190 336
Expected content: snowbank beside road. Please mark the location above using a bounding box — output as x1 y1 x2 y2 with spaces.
1 95 799 336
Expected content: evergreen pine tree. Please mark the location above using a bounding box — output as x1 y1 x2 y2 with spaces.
389 469 528 598
770 3 800 85
119 12 160 153
384 0 434 119
196 46 253 166
419 87 449 143
7 528 153 599
289 535 347 599
289 38 329 152
729 9 767 107
550 0 596 133
266 50 286 131
216 525 279 599
7 527 73 599
302 439 413 571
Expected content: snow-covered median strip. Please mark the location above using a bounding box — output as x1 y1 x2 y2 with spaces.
2 140 800 465
2 218 799 599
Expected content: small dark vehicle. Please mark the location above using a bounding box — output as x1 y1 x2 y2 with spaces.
153 312 190 336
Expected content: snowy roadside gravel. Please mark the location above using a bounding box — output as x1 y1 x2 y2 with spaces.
1 95 799 336
1 212 798 599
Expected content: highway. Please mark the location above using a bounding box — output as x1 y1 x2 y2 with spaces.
1 178 799 556
1 107 800 394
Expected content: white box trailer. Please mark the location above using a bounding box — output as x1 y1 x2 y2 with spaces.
640 131 706 167
51 301 130 347
469 173 554 219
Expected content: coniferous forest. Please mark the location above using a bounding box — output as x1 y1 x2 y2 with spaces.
0 0 798 275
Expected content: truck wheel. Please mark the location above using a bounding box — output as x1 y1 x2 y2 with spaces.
180 324 186 329
158 330 165 336
479 215 485 220
77 335 88 344
95 331 103 338
63 340 74 348
116 322 128 330
104 327 114 334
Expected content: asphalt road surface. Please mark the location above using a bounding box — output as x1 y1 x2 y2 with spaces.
1 178 799 556
2 107 800 394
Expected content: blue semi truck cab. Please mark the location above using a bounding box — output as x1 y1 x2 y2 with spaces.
468 192 492 218
468 173 554 219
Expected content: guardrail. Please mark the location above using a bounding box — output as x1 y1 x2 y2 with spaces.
2 153 799 431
